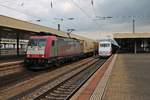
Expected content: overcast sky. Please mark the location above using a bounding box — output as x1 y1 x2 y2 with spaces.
0 0 150 40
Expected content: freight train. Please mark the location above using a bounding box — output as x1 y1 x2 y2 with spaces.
24 33 97 69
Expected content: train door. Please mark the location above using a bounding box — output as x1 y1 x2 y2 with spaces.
51 40 57 57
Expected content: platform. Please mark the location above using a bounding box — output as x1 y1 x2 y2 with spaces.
71 54 150 100
0 55 24 67
102 54 150 100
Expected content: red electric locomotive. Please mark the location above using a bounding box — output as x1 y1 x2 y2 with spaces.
24 34 84 69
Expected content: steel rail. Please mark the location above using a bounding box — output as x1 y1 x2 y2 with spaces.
33 59 106 100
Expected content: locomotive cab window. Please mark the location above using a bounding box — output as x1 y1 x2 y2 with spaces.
100 44 110 47
28 39 37 46
28 39 46 47
38 39 46 47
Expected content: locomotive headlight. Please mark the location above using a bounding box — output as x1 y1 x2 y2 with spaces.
27 54 30 57
41 55 44 57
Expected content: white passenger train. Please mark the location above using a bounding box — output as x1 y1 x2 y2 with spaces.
98 39 119 57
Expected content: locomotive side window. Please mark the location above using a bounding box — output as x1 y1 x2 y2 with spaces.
52 40 55 46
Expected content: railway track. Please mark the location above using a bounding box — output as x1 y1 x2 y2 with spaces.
35 59 105 100
0 69 40 90
1 57 97 99
0 61 23 77
0 60 23 69
17 58 106 100
0 57 93 90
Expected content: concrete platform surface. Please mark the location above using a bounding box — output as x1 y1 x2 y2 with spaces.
71 55 117 100
0 56 24 64
0 56 24 67
102 54 150 100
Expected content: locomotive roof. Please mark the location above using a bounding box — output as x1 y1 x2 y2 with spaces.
30 36 53 38
98 39 119 47
30 35 80 41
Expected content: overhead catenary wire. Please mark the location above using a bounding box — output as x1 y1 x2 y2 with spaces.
1 0 150 33
0 3 59 26
0 0 23 6
0 4 31 16
0 4 40 19
0 0 57 23
69 0 103 28
91 0 97 17
69 0 91 18
50 0 53 8
48 0 76 31
0 0 12 3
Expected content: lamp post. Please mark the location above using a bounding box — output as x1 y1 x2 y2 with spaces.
54 18 63 31
54 17 75 31
58 24 60 31
133 18 135 34
132 17 137 54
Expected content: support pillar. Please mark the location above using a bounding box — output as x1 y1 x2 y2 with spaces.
4 43 6 48
134 39 137 54
0 28 1 57
16 32 20 56
13 44 15 49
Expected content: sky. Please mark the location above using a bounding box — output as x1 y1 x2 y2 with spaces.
0 0 150 40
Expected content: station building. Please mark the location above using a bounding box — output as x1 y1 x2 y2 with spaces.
0 15 95 57
1 15 150 57
113 33 150 53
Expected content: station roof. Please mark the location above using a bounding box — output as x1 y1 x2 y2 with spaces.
0 15 95 42
0 15 68 37
113 33 150 39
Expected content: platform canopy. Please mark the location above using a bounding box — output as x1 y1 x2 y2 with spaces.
0 15 68 37
0 15 95 42
113 33 150 39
